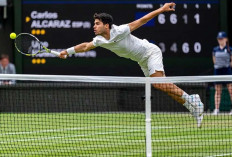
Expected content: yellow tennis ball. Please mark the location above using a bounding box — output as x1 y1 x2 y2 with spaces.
10 32 17 39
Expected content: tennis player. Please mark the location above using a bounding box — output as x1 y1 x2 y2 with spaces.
60 3 204 127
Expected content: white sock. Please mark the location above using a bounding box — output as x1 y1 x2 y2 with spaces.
181 92 193 112
181 92 190 102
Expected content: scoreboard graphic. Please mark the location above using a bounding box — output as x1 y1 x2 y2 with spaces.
21 0 219 76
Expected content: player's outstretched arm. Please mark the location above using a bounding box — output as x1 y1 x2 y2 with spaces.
128 2 176 32
59 41 95 59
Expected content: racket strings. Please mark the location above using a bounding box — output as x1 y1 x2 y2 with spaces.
15 34 41 55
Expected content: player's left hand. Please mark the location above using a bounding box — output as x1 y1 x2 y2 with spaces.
162 2 176 12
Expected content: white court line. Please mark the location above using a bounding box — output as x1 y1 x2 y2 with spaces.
0 126 172 136
207 153 232 157
0 126 173 144
0 125 146 136
0 126 102 135
1 150 145 157
2 134 232 145
0 129 143 144
2 142 145 149
18 137 145 146
0 126 136 136
5 137 232 147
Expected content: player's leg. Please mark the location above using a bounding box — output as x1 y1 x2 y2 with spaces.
150 71 185 104
214 84 222 115
140 45 203 127
143 48 199 107
139 63 186 104
150 71 204 127
150 71 198 107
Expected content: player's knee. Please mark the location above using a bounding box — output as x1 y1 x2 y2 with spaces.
150 71 165 77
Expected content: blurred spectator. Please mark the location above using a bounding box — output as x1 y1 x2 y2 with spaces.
0 54 16 85
212 31 232 115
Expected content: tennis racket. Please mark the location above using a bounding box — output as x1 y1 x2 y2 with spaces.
14 33 61 57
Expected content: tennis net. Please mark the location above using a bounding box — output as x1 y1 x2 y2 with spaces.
0 74 232 157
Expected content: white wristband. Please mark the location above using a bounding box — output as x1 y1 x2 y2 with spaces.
67 47 76 55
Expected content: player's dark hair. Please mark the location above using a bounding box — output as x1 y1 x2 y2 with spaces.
93 13 113 29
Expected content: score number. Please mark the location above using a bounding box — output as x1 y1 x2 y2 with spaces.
158 42 202 54
157 3 206 24
158 13 200 24
156 3 204 54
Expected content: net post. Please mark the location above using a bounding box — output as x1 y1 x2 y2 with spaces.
145 77 152 157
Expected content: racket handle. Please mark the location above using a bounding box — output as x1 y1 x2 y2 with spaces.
51 50 67 58
50 50 60 56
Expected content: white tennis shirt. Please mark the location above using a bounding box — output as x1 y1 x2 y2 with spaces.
93 24 158 63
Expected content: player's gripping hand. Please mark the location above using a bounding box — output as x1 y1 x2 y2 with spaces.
162 2 176 12
59 51 68 59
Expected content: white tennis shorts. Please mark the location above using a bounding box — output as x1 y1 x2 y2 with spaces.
138 44 164 77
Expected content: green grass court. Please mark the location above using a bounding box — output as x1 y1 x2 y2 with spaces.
1 113 232 157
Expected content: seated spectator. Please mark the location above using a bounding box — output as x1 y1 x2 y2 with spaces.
0 54 16 85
